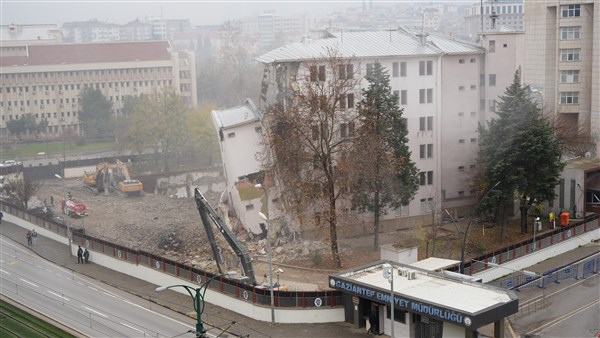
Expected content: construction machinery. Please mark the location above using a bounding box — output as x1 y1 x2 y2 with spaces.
82 160 143 196
194 188 257 286
60 196 88 217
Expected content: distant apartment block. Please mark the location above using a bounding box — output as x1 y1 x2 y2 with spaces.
523 0 599 157
62 18 191 43
0 23 62 46
0 41 197 141
464 0 524 38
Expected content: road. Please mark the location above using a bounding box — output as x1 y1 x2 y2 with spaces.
509 272 600 338
0 235 199 337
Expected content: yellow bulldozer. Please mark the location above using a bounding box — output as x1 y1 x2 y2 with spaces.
82 160 143 196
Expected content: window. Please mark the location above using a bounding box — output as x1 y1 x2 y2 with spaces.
489 99 497 111
471 85 477 90
400 90 407 105
458 166 465 171
560 91 579 104
561 4 580 17
459 139 465 144
458 112 464 117
340 123 348 138
366 63 375 77
427 88 433 103
489 40 495 53
427 171 433 185
393 90 399 105
309 66 319 82
459 59 465 64
561 48 581 61
470 58 477 63
386 308 406 324
560 70 580 83
419 61 433 76
470 138 477 143
339 95 346 109
312 125 319 140
420 198 434 213
459 86 465 91
420 172 426 185
420 117 426 131
338 64 353 80
489 74 496 86
400 62 407 77
560 26 581 40
427 116 433 131
392 62 399 77
420 89 425 103
347 93 354 108
419 144 433 158
318 66 326 81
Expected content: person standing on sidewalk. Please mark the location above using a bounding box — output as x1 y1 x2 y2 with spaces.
0 211 3 224
26 231 32 246
50 196 54 207
32 229 38 246
84 248 90 263
77 245 84 263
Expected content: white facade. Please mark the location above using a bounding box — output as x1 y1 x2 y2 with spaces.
211 99 266 235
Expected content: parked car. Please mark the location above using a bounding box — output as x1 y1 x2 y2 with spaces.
1 160 21 167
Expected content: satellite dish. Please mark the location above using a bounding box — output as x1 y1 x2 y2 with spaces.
584 151 591 158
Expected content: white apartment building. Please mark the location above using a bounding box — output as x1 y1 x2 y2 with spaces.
523 0 599 158
464 0 524 39
0 41 197 141
211 99 268 235
248 29 519 233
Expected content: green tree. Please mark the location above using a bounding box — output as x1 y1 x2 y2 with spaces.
186 104 220 166
79 87 114 139
479 71 564 238
23 113 38 138
350 62 419 249
128 89 189 172
6 118 26 140
263 51 360 268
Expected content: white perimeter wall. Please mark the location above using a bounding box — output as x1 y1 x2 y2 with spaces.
6 213 344 323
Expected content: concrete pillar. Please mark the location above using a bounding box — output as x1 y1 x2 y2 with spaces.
494 319 505 338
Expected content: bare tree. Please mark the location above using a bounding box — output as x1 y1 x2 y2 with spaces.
262 50 360 268
1 175 42 209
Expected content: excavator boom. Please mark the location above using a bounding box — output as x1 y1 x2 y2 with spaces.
194 188 257 286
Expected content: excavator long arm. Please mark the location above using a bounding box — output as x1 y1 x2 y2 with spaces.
194 188 257 286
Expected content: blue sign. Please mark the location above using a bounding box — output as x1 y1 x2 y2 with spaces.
506 281 513 287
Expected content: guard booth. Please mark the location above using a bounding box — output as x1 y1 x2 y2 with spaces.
330 260 518 338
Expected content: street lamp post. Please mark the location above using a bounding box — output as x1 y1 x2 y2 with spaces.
155 271 237 338
382 263 394 338
445 181 501 274
255 183 275 325
54 174 72 256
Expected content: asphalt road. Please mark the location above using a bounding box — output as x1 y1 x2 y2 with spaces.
0 235 197 337
509 272 600 338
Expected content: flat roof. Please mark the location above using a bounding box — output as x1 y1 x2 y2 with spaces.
330 260 518 329
409 257 460 271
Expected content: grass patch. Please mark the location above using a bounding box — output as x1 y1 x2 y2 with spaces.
1 141 115 159
0 299 76 337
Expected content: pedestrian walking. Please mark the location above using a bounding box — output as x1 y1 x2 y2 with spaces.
77 245 84 263
50 196 54 206
0 210 3 224
84 248 90 263
32 229 38 245
26 231 32 246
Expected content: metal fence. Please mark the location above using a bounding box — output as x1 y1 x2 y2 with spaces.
1 201 343 310
488 252 600 290
452 214 600 276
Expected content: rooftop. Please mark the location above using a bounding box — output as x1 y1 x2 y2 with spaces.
211 98 262 130
256 28 483 64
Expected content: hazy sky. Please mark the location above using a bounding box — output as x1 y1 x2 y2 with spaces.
2 1 367 26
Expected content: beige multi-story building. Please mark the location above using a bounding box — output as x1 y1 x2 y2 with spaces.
524 0 599 158
0 41 197 141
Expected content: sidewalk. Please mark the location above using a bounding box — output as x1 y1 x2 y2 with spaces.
0 220 367 338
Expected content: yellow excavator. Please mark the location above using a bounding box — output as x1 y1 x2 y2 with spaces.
82 160 143 196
